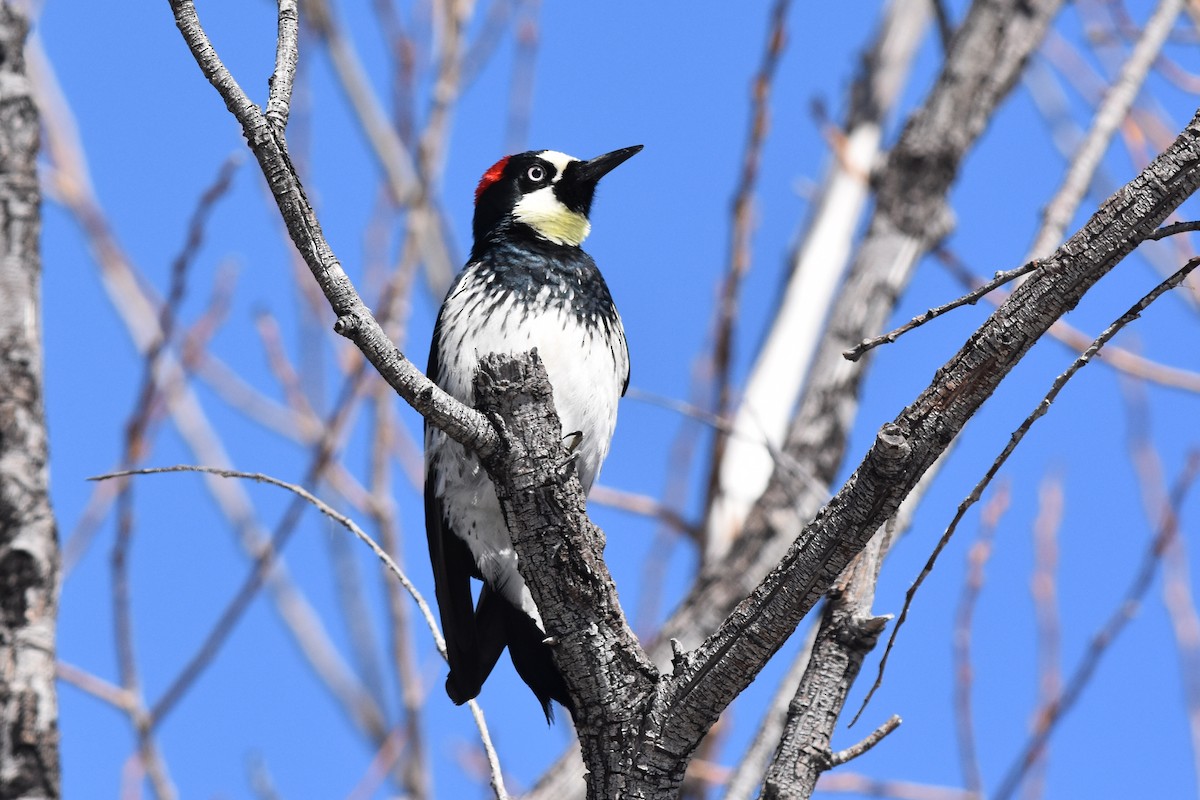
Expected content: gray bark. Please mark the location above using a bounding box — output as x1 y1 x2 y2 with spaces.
0 5 60 798
165 0 1200 795
481 103 1200 797
759 537 890 799
528 1 1066 793
642 0 1066 664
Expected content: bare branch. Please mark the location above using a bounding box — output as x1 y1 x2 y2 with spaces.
1147 219 1200 240
829 714 902 767
266 0 299 132
993 451 1200 800
95 465 442 650
721 624 819 800
1028 0 1185 259
815 772 975 800
167 0 494 456
707 0 929 550
930 0 955 52
852 0 1185 361
56 661 135 713
1026 474 1064 800
937 249 1200 393
703 0 792 547
952 481 1011 796
856 255 1200 722
91 464 510 800
843 259 1043 361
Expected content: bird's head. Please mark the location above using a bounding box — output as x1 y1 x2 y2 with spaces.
472 145 642 248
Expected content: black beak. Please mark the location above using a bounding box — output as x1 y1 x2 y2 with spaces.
556 145 642 216
574 145 643 185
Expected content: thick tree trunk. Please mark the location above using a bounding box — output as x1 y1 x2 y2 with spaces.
0 5 60 798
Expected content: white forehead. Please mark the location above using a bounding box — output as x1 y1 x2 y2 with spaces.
537 150 579 182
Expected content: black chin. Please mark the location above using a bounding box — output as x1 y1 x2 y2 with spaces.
555 145 643 216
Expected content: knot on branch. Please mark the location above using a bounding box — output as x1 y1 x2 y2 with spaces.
474 349 554 407
333 310 362 337
870 423 911 477
669 638 692 676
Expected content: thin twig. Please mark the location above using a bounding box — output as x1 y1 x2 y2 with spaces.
843 259 1043 361
852 255 1200 724
1163 503 1200 793
1025 474 1064 800
627 386 830 505
44 92 394 759
930 0 955 52
56 661 136 712
109 151 238 800
702 0 792 539
1118 376 1200 789
938 248 1200 393
254 310 321 429
1146 219 1200 240
829 714 902 766
588 484 697 539
142 370 369 726
344 727 407 800
468 700 510 800
1028 0 1184 259
266 0 299 131
503 0 540 153
168 0 494 455
92 464 509 800
460 0 513 87
1027 30 1200 310
993 450 1200 800
952 481 1010 796
815 772 976 800
367 239 431 800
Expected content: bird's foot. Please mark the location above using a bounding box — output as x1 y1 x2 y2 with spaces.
559 431 583 481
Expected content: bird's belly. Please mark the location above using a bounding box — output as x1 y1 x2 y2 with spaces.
428 298 625 622
436 301 623 488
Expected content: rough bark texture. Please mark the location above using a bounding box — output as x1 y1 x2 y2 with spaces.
164 0 1200 794
760 537 890 799
0 6 60 798
645 0 1066 662
491 102 1200 797
526 4 1066 794
654 103 1200 765
473 354 664 797
169 0 498 460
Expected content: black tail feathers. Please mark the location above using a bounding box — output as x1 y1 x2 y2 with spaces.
444 586 572 723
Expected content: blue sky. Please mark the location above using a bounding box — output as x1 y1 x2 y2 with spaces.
37 1 1200 798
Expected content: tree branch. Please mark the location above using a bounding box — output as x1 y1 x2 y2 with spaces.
166 0 493 455
0 6 61 797
659 105 1200 774
472 353 660 794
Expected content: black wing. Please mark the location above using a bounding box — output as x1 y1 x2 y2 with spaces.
424 322 484 703
424 462 485 704
424 297 573 719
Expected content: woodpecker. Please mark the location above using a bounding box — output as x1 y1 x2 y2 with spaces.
425 145 640 720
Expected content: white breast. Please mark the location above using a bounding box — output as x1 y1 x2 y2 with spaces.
426 274 628 625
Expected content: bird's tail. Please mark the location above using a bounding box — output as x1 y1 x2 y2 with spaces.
445 585 572 723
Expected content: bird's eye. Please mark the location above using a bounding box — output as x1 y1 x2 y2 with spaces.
526 165 546 182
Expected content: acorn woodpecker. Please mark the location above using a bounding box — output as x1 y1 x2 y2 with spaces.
425 146 640 720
